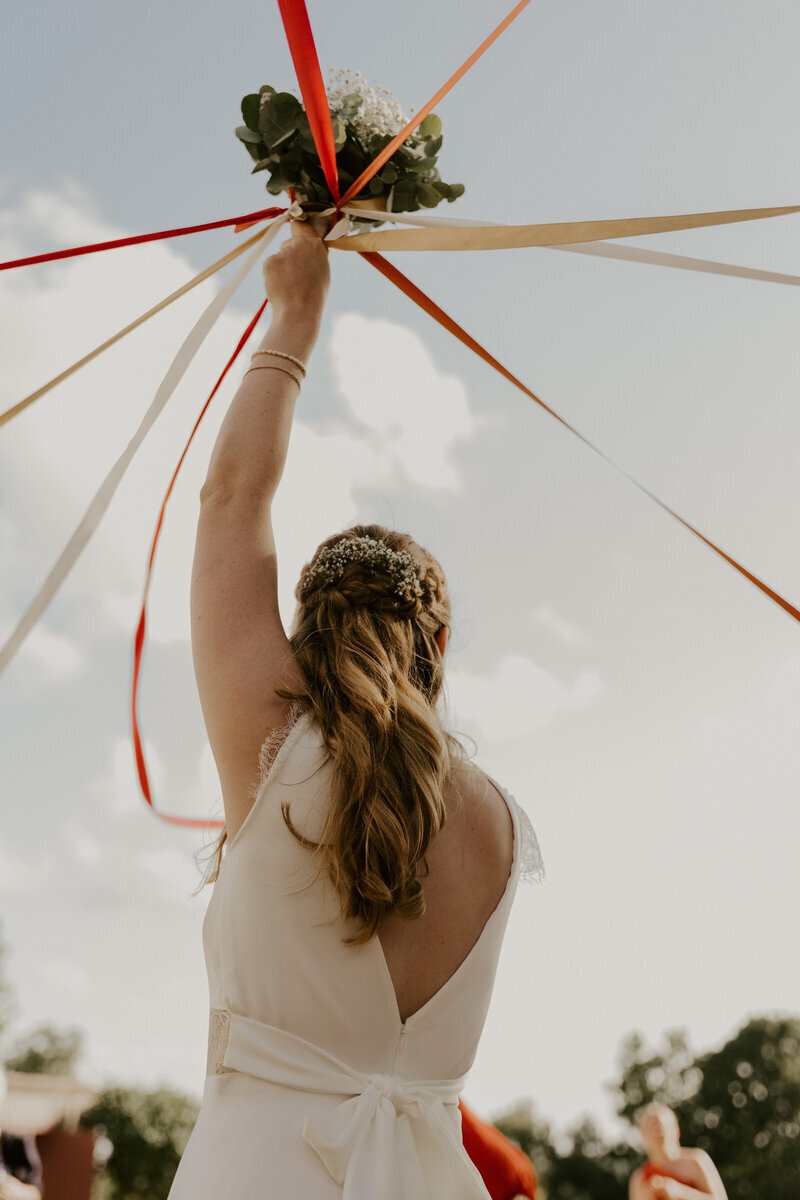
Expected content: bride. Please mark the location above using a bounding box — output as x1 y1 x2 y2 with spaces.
168 216 542 1199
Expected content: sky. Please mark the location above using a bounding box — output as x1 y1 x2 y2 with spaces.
1 0 799 1147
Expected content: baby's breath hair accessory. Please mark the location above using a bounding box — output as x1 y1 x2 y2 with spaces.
299 536 424 601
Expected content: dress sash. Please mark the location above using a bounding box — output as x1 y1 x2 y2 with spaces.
207 1007 490 1199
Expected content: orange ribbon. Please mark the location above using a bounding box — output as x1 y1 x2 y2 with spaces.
359 250 800 625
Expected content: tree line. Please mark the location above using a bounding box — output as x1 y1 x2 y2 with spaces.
2 927 798 1198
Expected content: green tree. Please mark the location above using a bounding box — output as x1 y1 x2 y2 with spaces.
542 1116 637 1200
4 1022 84 1074
80 1086 199 1200
610 1015 800 1200
612 1027 703 1124
0 922 17 1037
493 1098 556 1186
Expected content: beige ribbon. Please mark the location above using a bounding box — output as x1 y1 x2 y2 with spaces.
549 239 800 287
327 203 800 286
329 203 800 252
0 225 269 430
0 214 291 678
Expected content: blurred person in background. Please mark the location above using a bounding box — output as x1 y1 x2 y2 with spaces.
629 1102 727 1200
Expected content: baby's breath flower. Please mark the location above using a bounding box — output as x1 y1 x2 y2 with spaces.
326 68 408 142
300 536 423 601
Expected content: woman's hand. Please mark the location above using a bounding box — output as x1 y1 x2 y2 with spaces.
0 1175 41 1199
263 219 330 322
650 1178 683 1200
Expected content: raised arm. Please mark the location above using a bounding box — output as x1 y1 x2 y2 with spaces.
191 219 330 840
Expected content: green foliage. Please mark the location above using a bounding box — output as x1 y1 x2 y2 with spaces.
609 1015 800 1200
493 1098 555 1185
234 84 464 222
4 1022 84 1075
80 1086 199 1200
491 1015 800 1200
545 1118 638 1200
613 1027 703 1122
0 923 17 1036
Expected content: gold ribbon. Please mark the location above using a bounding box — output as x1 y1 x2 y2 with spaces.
0 226 268 429
549 240 800 287
330 203 800 252
0 219 286 678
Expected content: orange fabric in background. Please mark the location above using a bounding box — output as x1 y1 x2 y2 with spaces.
459 1100 537 1199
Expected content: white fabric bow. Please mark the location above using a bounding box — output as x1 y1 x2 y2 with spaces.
303 1071 490 1200
216 1008 491 1200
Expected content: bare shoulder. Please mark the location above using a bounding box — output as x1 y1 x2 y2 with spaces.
448 761 515 875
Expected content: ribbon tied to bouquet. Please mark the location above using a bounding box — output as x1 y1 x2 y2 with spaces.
1 0 800 827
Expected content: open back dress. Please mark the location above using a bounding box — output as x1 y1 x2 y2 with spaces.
167 706 544 1200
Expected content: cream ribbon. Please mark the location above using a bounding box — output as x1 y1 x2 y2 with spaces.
0 225 269 430
329 202 800 253
324 203 800 286
549 239 800 286
0 209 296 677
3 198 797 678
216 1008 489 1200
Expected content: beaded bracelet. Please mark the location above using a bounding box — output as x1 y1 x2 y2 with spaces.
245 363 303 388
251 349 307 376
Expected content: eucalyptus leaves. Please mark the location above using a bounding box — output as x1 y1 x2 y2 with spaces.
235 74 464 219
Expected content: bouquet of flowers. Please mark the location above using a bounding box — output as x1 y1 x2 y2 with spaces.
235 69 464 224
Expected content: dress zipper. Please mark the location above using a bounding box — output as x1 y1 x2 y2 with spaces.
391 1022 407 1072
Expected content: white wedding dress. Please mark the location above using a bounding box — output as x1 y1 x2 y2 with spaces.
168 706 544 1200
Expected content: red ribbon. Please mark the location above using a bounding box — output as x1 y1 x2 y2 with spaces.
132 299 269 826
0 208 286 272
6 0 794 823
276 0 341 204
360 250 800 626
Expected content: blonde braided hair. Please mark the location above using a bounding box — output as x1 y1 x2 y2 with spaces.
198 524 468 947
278 524 468 945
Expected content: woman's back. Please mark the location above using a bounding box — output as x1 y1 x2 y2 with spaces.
178 224 545 1197
169 708 541 1198
377 761 515 1024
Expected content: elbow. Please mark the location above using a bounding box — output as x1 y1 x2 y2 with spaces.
199 473 274 513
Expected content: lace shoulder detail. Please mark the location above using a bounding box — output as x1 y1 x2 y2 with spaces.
250 701 305 799
206 1007 230 1076
511 796 546 884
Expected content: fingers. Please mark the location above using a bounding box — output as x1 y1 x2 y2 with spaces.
290 218 331 249
290 219 321 239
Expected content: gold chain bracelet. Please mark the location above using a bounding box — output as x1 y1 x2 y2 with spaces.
250 349 307 376
245 364 302 388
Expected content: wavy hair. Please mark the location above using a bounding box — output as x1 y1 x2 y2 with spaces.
197 524 468 946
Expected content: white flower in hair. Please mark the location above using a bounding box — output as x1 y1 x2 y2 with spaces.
300 536 423 601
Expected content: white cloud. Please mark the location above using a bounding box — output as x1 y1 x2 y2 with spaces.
330 312 485 491
137 848 199 903
95 736 165 818
0 190 481 665
33 955 90 997
531 604 588 646
448 652 604 741
18 623 84 676
68 827 103 864
0 837 53 895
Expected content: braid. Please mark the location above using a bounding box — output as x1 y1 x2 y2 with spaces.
275 523 466 945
